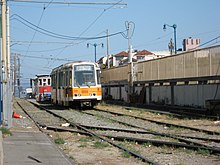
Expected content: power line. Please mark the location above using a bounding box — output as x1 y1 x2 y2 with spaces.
8 0 127 6
190 35 220 51
11 14 126 40
78 0 124 37
17 53 73 61
24 7 45 56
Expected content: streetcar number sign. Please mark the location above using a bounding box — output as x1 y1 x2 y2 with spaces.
75 65 93 71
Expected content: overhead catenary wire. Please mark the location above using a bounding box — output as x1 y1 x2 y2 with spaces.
8 0 127 6
78 0 123 37
11 14 127 40
17 53 73 61
24 6 46 56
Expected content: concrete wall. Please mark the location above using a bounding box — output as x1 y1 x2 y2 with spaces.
173 84 219 107
101 45 220 108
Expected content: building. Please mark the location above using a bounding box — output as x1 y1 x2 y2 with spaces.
98 49 173 68
133 50 155 61
183 37 200 51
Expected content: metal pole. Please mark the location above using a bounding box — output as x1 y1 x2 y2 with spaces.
106 29 110 68
13 54 16 96
18 57 21 98
163 23 177 54
94 43 97 62
173 24 177 54
6 6 12 128
0 39 2 125
127 22 132 63
1 0 9 127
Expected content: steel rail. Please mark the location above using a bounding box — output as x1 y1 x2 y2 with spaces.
37 124 220 155
92 108 220 135
71 124 220 143
27 100 220 156
83 111 220 152
28 100 159 165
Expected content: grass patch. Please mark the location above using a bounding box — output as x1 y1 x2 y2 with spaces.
93 141 109 149
79 137 91 142
0 127 12 137
54 137 65 144
122 151 131 158
142 142 152 148
197 148 210 156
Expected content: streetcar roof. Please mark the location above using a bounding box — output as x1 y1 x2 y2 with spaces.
51 61 99 74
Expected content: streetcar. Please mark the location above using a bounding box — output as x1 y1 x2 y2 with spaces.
31 74 52 102
51 61 102 107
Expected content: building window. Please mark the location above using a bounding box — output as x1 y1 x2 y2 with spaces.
137 56 144 60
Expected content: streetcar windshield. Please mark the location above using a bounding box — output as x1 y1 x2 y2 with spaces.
74 65 96 87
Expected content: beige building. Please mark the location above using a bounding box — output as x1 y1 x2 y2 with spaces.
183 37 200 51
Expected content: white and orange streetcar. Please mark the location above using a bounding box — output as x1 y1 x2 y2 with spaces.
51 61 102 107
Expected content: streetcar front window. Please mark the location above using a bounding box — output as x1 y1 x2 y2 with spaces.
74 65 95 87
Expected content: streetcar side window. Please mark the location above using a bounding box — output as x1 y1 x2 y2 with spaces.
65 70 68 87
39 79 42 86
48 78 51 86
69 70 72 87
96 70 101 84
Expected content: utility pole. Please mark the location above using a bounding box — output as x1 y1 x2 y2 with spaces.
17 57 21 98
126 21 134 103
1 0 12 128
127 22 133 63
106 29 110 68
13 54 17 96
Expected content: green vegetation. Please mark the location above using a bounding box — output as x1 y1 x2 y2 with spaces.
93 141 109 149
142 142 152 147
122 151 131 158
54 137 65 144
197 148 210 156
79 137 91 142
0 127 12 137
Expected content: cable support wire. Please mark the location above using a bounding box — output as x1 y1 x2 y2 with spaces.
11 14 126 40
78 0 124 37
123 21 135 39
8 0 127 6
17 53 72 61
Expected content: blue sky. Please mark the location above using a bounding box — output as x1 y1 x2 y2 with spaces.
8 0 220 87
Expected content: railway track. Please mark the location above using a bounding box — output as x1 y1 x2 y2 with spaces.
106 100 218 120
15 99 220 165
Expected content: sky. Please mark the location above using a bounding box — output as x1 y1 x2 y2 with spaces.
8 0 220 87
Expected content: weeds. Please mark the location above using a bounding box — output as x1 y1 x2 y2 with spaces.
122 151 131 158
93 141 109 149
0 127 12 137
197 148 210 156
54 137 65 144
